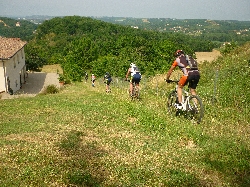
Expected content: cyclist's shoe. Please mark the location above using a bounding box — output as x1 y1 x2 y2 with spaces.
174 103 183 110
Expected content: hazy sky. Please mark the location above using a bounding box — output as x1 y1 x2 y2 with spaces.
1 0 250 21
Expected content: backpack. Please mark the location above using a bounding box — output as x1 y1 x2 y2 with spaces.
185 55 198 70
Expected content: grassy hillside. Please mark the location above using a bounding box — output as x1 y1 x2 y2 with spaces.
0 44 249 186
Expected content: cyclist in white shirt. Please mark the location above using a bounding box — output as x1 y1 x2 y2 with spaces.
125 63 141 96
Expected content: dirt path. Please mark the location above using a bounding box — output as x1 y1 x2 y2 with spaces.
1 64 63 99
1 72 60 99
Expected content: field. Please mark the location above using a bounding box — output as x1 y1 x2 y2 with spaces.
195 49 221 63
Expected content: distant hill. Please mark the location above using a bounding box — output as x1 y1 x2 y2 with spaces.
96 17 250 45
2 15 250 44
0 17 38 41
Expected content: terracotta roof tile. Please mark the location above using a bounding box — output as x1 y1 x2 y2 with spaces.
0 37 27 59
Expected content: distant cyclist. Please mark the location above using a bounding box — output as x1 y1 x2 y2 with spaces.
165 50 200 109
91 74 96 87
104 72 112 92
84 72 88 82
125 62 141 96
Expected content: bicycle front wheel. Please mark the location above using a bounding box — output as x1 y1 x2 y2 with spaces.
186 95 204 123
167 91 177 115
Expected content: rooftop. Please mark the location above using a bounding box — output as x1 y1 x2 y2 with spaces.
0 37 27 60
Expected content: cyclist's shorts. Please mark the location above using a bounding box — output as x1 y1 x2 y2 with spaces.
131 73 141 84
105 78 112 85
186 74 200 89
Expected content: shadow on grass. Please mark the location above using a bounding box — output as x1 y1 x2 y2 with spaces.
202 138 250 187
165 169 204 187
58 130 108 186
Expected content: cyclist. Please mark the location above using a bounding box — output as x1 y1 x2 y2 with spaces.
165 50 200 109
103 72 112 92
125 62 141 96
91 74 96 87
84 72 88 82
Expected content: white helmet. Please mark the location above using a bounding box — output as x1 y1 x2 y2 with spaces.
130 63 136 67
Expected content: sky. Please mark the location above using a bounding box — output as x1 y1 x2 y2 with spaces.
1 0 250 21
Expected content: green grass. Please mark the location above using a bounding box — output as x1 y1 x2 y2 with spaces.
0 45 250 186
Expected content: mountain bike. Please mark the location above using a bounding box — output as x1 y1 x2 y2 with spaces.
166 80 204 123
125 79 140 100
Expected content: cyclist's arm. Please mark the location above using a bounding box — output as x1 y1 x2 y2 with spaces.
125 68 131 79
166 62 177 80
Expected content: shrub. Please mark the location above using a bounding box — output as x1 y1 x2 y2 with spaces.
43 84 59 94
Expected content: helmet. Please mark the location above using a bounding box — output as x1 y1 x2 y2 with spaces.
130 63 136 67
174 50 184 57
92 74 94 76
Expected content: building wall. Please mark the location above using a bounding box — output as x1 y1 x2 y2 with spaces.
1 48 26 93
0 61 6 93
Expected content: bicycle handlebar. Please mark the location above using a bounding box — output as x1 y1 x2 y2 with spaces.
165 79 179 83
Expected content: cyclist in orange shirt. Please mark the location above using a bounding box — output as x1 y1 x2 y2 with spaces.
166 50 200 109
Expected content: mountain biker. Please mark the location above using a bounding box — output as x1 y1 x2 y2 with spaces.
85 72 88 82
125 62 141 96
165 50 200 109
91 74 96 87
104 72 112 92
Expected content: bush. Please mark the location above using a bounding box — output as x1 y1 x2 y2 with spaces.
43 84 59 94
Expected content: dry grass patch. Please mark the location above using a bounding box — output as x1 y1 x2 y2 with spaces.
195 49 221 63
41 64 63 74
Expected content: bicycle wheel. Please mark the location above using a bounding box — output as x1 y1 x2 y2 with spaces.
134 86 140 99
167 91 177 115
186 95 204 123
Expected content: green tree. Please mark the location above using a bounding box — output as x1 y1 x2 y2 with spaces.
61 37 98 81
25 44 46 71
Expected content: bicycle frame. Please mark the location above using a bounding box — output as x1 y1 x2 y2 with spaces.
173 82 189 111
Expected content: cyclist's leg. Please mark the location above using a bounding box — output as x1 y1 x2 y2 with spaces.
188 74 200 104
134 73 141 90
107 78 111 91
106 83 109 91
178 76 188 103
130 76 133 95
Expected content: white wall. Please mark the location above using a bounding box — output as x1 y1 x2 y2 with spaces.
2 48 26 93
0 61 6 92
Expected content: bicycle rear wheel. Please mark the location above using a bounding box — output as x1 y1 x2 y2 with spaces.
186 95 204 123
134 86 140 99
167 91 177 115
